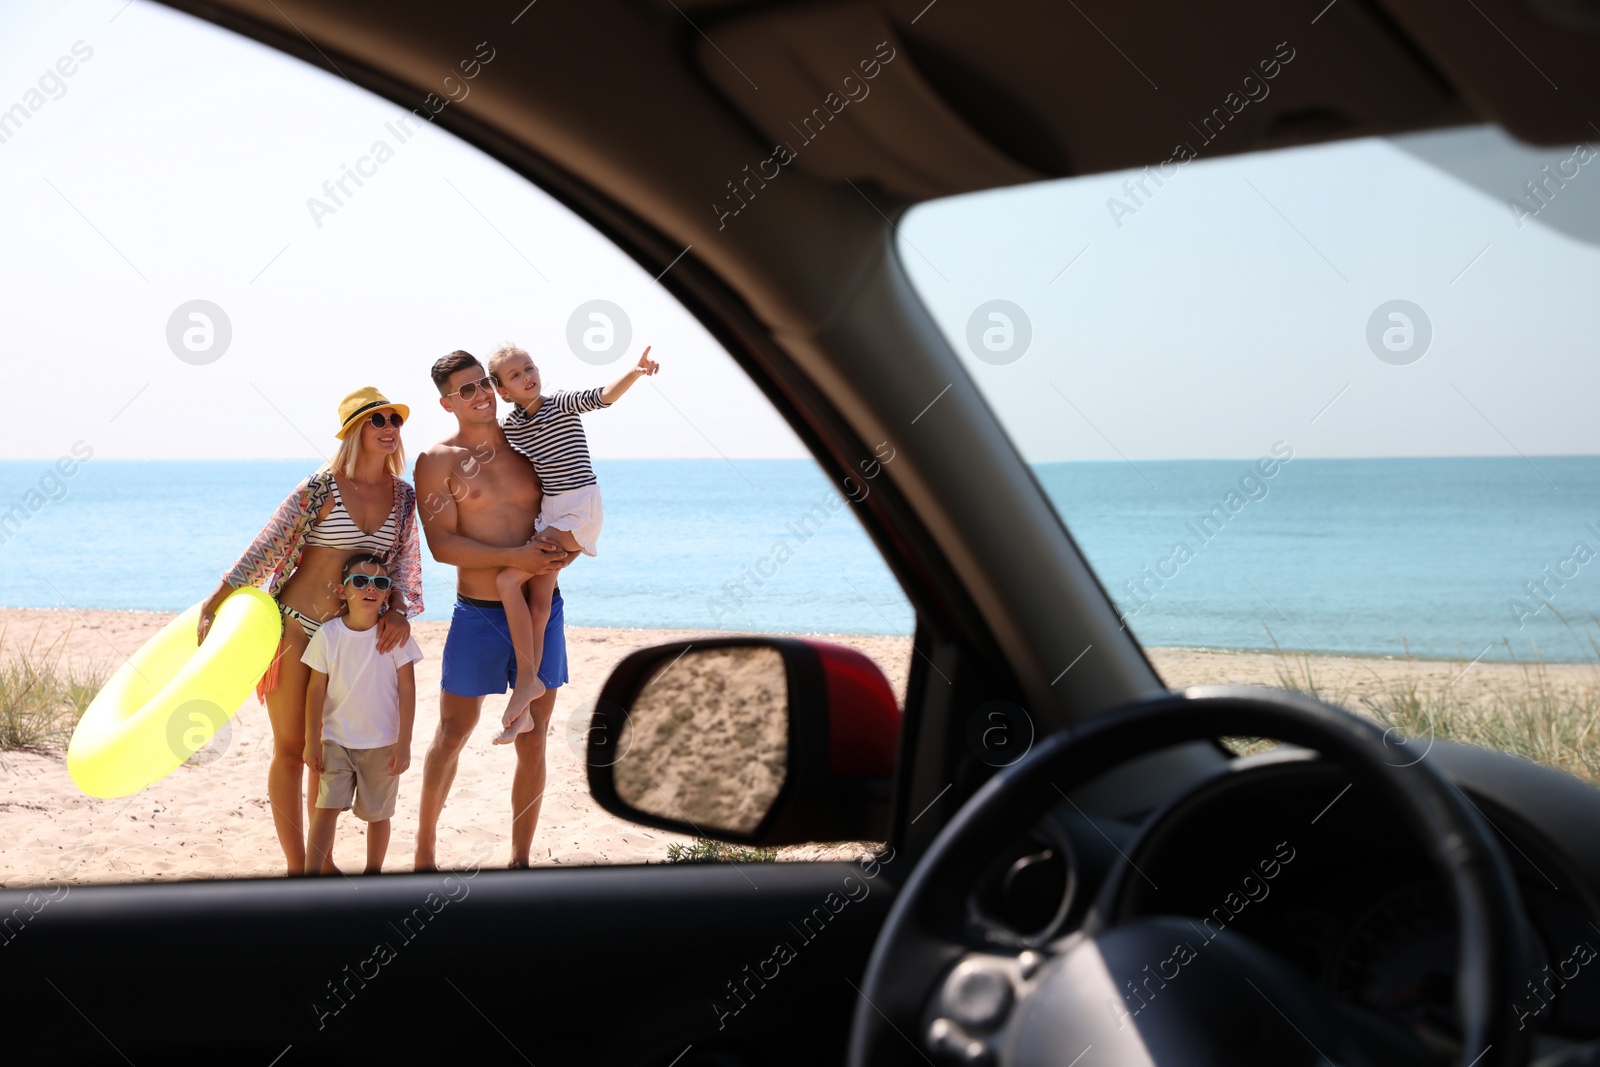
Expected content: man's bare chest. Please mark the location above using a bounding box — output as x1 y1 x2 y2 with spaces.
451 446 539 511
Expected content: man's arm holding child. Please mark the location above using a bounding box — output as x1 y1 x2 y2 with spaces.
414 448 570 573
390 661 415 776
599 346 659 404
303 670 328 775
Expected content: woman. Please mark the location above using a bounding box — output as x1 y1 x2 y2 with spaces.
199 387 423 875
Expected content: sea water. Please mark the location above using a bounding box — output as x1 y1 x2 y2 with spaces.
1037 455 1600 664
0 458 911 639
0 456 1596 662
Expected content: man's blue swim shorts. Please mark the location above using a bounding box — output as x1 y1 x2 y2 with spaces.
440 590 568 698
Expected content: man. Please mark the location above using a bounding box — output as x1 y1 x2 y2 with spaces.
413 350 576 871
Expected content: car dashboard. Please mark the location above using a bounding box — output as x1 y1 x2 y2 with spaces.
967 746 1600 1063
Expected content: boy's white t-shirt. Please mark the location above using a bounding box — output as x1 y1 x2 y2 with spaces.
301 616 424 749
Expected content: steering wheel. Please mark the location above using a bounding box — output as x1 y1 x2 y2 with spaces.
848 687 1533 1067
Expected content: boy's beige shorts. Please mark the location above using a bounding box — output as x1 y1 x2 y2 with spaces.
317 742 399 822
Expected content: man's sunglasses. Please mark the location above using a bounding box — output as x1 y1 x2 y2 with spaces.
343 574 393 591
367 412 404 429
445 376 494 401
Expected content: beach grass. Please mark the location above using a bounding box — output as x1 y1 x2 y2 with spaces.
1226 630 1600 785
664 837 779 864
1359 657 1600 784
0 625 107 752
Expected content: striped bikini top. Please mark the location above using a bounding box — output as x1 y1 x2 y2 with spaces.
303 478 398 552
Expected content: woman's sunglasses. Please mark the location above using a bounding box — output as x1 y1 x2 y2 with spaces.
446 376 494 401
342 574 393 591
367 412 404 429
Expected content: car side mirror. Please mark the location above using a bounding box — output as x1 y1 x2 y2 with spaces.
584 638 900 846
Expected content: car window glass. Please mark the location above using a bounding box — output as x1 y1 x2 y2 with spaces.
900 127 1600 780
0 0 911 886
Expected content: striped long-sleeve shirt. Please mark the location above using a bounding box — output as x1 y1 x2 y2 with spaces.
501 387 611 494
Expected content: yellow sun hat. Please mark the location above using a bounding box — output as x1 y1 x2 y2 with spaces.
335 386 410 439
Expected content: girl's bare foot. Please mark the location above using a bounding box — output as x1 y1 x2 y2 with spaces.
500 677 547 729
493 707 535 746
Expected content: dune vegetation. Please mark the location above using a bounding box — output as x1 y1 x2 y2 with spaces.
0 625 106 752
1226 629 1600 785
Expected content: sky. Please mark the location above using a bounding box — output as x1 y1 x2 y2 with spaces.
0 0 806 463
1 0 1596 463
902 130 1600 462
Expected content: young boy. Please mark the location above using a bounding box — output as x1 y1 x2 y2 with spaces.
302 553 424 874
487 341 659 745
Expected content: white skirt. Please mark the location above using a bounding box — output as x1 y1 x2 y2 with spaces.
535 483 602 555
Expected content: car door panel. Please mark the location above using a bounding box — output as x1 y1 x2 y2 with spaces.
2 862 894 1066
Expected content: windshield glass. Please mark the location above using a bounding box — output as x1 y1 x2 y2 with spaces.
900 127 1600 775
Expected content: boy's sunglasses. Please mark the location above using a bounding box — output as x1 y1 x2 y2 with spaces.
343 574 393 591
368 412 404 430
446 376 494 401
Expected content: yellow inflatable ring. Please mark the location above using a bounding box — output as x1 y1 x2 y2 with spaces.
67 587 282 798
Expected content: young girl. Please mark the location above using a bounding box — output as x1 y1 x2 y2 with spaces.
487 342 659 744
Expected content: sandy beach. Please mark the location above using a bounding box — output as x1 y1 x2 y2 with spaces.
0 607 912 888
3 606 1595 888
